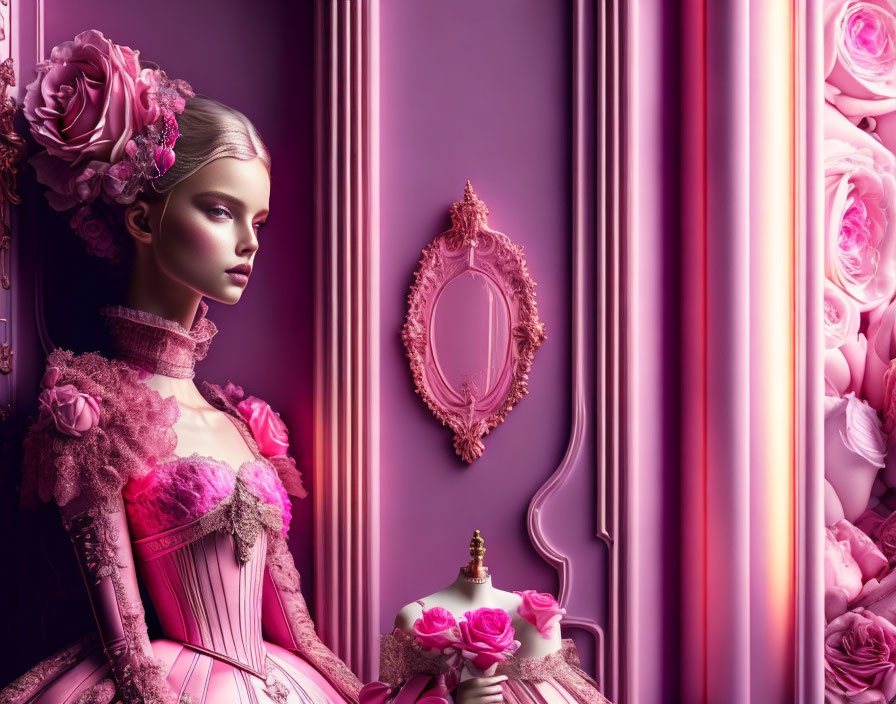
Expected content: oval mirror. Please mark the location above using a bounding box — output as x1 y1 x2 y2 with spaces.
403 181 546 462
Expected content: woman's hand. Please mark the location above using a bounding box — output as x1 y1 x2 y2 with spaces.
454 675 507 704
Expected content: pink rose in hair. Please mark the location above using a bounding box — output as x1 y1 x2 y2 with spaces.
237 396 290 457
825 608 896 703
24 29 161 168
69 206 119 262
458 607 520 675
38 384 100 438
825 0 896 119
514 590 566 638
412 607 462 653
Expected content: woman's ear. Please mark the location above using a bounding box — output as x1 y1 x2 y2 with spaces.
124 201 153 245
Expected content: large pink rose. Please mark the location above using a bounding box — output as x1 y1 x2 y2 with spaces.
834 519 890 581
236 396 290 457
412 607 462 653
513 590 566 638
829 279 864 348
24 29 160 168
458 608 520 674
826 393 887 523
825 609 896 703
826 527 865 621
826 0 896 119
38 384 100 438
825 106 896 314
826 277 868 397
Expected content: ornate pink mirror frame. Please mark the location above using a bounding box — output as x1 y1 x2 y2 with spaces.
402 182 546 463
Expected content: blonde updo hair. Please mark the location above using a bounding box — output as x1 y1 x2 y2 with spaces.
135 94 271 229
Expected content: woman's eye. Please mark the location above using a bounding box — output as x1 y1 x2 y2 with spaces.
207 205 231 218
254 221 267 232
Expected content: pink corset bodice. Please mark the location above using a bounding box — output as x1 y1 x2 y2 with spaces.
121 453 292 679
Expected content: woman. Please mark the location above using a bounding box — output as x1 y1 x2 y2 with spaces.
0 29 362 704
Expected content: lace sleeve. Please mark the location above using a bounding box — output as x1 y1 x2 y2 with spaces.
14 350 184 703
261 530 363 703
19 349 178 513
61 497 183 703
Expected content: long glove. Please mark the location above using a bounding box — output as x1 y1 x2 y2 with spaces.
261 530 363 703
62 497 182 704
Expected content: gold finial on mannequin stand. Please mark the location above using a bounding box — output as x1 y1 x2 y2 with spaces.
462 529 489 582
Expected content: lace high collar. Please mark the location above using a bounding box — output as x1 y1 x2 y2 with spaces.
100 300 218 379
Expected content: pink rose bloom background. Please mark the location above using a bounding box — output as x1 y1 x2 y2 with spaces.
513 590 566 638
827 527 866 621
237 396 290 457
835 519 890 580
825 107 896 316
38 384 100 438
458 607 520 674
826 0 896 118
826 393 887 522
412 607 462 653
825 609 896 703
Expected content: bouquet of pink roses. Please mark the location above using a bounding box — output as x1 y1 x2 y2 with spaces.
412 606 521 683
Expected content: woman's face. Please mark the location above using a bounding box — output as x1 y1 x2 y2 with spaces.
147 156 270 305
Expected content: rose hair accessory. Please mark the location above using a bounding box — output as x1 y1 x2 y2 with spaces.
23 29 194 263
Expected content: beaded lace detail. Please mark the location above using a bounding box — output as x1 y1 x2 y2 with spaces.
265 531 364 702
64 502 182 704
0 634 100 701
133 466 285 563
100 299 218 379
377 630 608 704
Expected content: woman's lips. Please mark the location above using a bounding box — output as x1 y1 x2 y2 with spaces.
226 263 251 285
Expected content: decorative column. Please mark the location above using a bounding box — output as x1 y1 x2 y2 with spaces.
313 0 380 682
625 1 820 702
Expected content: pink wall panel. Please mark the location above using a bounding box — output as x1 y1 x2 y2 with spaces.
377 0 602 661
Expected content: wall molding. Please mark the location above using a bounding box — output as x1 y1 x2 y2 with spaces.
313 0 380 683
526 0 626 701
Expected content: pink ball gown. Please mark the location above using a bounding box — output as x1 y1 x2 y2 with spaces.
0 301 362 704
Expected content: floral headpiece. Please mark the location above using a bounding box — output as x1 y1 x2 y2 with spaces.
23 29 194 263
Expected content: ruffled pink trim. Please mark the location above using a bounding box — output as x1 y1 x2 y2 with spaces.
200 380 307 499
100 300 218 379
122 454 237 539
20 349 179 511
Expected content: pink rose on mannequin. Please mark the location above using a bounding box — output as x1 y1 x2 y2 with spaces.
24 29 160 168
513 590 566 638
457 608 521 676
825 105 896 317
825 609 896 703
413 608 462 653
825 393 887 522
825 0 896 119
38 384 100 438
237 396 290 457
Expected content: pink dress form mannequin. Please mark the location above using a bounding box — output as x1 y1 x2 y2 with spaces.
361 533 610 704
0 301 362 704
